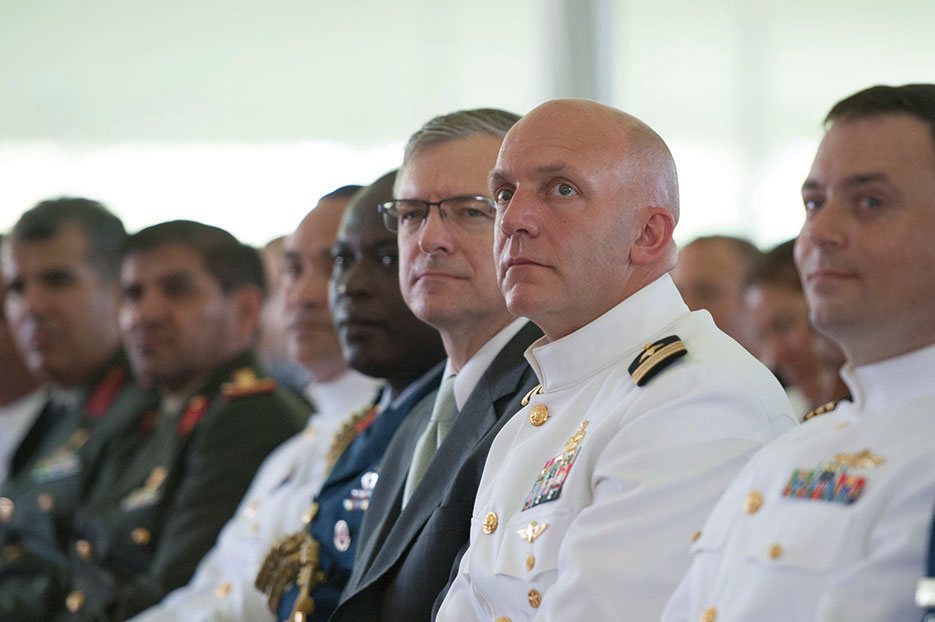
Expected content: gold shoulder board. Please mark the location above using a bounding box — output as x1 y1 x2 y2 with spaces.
222 368 278 400
628 335 688 387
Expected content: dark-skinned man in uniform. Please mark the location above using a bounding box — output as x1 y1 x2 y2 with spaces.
34 220 308 621
255 171 447 622
0 198 154 621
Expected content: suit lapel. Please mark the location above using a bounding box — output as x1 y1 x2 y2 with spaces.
361 322 541 584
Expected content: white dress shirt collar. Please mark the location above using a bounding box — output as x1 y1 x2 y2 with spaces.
305 368 384 423
447 317 529 411
840 343 935 413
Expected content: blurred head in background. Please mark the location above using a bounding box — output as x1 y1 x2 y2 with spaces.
2 197 125 387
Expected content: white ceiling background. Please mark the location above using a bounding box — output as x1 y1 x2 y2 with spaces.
1 0 932 247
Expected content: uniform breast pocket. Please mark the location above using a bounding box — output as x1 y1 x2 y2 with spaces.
738 500 859 572
493 508 573 582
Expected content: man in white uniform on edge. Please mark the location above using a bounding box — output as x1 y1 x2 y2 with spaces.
663 83 935 622
131 188 381 622
436 99 796 622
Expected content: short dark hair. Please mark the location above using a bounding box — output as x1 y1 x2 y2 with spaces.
745 239 801 294
124 220 266 297
322 185 364 201
826 84 935 146
10 197 127 281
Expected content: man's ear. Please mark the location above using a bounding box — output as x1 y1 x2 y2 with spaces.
630 207 675 265
231 285 264 343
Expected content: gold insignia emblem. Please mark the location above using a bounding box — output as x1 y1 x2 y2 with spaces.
302 502 319 525
562 421 589 453
517 521 549 543
521 384 544 406
833 448 885 468
68 428 90 450
145 466 168 490
804 398 848 421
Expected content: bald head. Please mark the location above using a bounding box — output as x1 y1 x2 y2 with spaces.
492 99 681 341
507 99 679 221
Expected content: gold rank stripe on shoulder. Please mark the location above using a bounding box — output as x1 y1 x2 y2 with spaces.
628 335 688 387
803 397 849 422
222 368 277 400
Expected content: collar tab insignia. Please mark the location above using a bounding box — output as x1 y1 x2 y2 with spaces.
803 397 849 422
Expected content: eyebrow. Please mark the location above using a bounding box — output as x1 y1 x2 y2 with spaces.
802 172 891 193
489 162 575 187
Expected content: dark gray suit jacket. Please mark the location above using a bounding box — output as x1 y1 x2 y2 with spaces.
330 322 542 622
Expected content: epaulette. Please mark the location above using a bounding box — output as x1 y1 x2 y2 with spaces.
628 335 688 387
222 368 277 401
803 397 848 422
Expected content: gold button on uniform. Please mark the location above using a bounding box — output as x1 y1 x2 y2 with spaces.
701 606 717 622
495 617 511 622
528 589 542 608
37 493 54 512
75 539 93 560
131 527 151 545
215 580 232 598
66 590 86 613
691 530 702 543
0 497 13 523
526 555 536 571
3 544 23 561
743 491 763 514
769 543 784 559
483 511 499 534
529 405 549 426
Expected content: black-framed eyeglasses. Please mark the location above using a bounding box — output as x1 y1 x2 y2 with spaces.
378 196 496 234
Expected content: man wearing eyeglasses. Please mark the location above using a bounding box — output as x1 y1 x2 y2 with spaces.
435 99 797 622
330 109 542 622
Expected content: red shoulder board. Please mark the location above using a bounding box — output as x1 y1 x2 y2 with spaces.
177 395 208 436
221 367 277 401
85 367 128 418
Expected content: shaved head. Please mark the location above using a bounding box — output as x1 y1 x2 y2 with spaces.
492 98 681 340
505 99 679 221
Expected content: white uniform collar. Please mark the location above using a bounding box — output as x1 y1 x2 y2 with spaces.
840 343 935 413
445 317 529 411
526 274 689 391
305 369 384 423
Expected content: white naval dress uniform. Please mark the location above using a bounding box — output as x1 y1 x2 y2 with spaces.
130 370 382 622
662 344 935 622
437 275 796 622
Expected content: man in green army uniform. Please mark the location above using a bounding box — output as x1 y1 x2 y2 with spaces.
0 198 155 618
56 220 309 621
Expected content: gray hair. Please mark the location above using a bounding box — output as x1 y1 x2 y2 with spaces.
402 108 521 165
